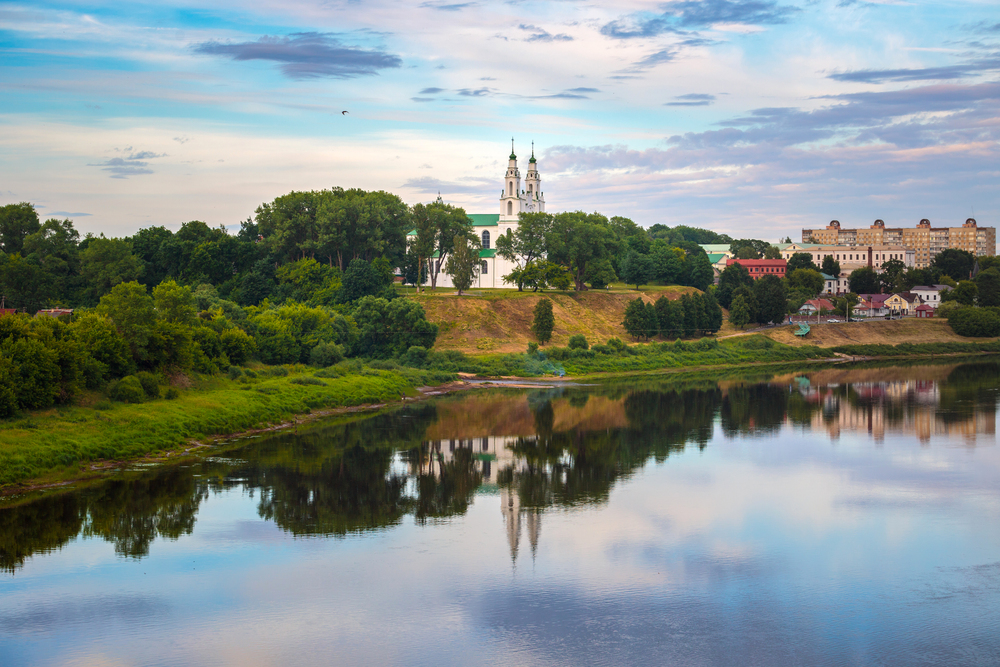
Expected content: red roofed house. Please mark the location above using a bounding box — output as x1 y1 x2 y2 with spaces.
798 298 835 315
915 304 934 318
726 258 787 280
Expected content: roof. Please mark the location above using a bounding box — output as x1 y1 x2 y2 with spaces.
778 243 825 250
911 284 952 291
700 244 731 253
893 292 920 303
468 214 500 227
726 258 787 266
915 304 934 311
801 298 835 310
821 272 835 280
479 248 496 258
706 253 726 264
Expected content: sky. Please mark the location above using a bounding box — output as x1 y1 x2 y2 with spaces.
0 0 998 242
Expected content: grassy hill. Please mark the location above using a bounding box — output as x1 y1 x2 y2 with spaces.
747 318 995 347
405 285 700 353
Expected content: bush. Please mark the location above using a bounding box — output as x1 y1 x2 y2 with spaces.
220 327 257 365
164 387 180 400
227 366 243 380
310 341 345 368
289 376 327 386
107 375 145 403
567 334 589 350
135 371 160 399
531 299 554 345
948 307 1000 337
368 359 400 370
401 345 429 368
526 342 539 355
607 337 626 353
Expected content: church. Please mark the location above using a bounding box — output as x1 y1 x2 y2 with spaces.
409 141 545 289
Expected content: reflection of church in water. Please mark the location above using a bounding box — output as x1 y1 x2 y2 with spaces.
410 435 542 561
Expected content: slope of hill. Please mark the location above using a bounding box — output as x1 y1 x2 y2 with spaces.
407 287 699 353
751 319 992 347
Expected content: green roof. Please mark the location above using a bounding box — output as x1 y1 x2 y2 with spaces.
468 214 500 227
706 253 726 264
700 244 731 253
777 242 824 250
406 228 417 236
479 248 496 258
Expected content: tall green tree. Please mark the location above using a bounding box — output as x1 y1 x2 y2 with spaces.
0 202 41 255
879 258 906 292
531 298 554 344
729 295 751 329
848 266 879 295
445 234 481 295
975 268 1000 307
79 237 143 304
716 262 753 309
787 252 818 272
495 212 552 291
821 255 841 277
752 274 787 324
932 248 975 282
411 202 473 291
620 249 653 289
547 211 614 291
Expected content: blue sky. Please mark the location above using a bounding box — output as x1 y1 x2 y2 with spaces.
0 0 997 240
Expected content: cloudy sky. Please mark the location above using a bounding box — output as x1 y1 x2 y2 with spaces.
1 0 997 241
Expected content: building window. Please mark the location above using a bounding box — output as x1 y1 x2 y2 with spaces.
508 182 513 196
507 201 513 215
481 261 488 274
528 184 532 192
482 230 490 249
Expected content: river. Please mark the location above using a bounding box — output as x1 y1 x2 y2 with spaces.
2 360 1000 666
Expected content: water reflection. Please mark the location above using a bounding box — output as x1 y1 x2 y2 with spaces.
1 360 998 574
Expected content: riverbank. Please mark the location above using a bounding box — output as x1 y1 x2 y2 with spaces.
0 365 456 492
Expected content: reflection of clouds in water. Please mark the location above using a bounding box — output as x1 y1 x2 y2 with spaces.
0 594 169 634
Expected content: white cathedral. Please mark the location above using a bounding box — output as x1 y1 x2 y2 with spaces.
409 141 546 289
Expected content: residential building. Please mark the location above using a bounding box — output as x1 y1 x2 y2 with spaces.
798 298 835 315
911 284 952 308
801 218 996 269
855 294 891 318
779 242 915 271
915 304 935 318
725 258 787 279
884 292 923 316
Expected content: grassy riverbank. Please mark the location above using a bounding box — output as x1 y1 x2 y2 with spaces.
0 365 454 488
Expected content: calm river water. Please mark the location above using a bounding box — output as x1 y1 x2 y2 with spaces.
3 361 1000 666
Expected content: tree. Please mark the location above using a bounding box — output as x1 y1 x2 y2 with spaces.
79 236 143 303
787 253 818 272
622 297 655 340
680 294 697 337
942 280 978 306
685 252 715 291
752 274 787 324
654 296 676 338
350 296 436 358
763 245 781 260
932 248 975 282
95 281 157 363
975 268 1000 307
650 240 684 284
547 211 615 291
445 234 481 295
880 258 906 292
531 298 554 344
848 266 879 295
153 280 196 325
787 268 824 295
507 260 572 292
729 295 751 329
703 290 723 334
716 262 753 309
730 239 770 259
619 249 653 289
342 258 386 302
411 202 473 291
0 202 41 255
583 258 616 289
821 255 841 277
495 212 552 291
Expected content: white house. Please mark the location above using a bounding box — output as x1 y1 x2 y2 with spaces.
911 284 952 308
410 142 545 289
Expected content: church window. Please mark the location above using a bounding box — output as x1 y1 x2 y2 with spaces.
507 201 512 215
481 261 488 275
508 182 512 196
481 230 490 249
528 184 532 192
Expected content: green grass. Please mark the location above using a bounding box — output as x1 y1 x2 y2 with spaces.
422 335 830 377
0 365 455 487
830 340 1000 357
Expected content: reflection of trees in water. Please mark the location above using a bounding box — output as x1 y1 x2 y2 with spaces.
6 361 1000 571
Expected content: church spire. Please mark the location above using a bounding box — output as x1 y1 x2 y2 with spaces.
529 141 536 164
510 137 516 160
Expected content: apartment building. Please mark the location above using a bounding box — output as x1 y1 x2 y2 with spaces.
801 218 995 269
779 243 915 271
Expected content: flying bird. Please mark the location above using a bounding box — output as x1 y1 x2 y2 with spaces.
341 110 349 115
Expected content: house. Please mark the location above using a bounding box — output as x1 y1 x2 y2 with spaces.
706 253 728 282
407 142 545 289
34 309 74 319
910 284 952 308
915 304 934 318
884 292 922 316
855 294 891 317
725 258 787 280
798 298 835 315
778 242 915 270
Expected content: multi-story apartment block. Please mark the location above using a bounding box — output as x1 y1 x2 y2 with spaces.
802 218 995 269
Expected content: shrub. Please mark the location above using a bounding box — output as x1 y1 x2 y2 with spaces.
135 371 160 399
290 376 326 386
401 345 429 368
310 341 345 368
164 387 179 400
607 337 627 353
591 344 612 355
227 366 244 380
531 299 554 345
948 307 1000 337
368 359 400 370
107 375 145 403
220 327 257 365
567 334 589 350
526 342 539 355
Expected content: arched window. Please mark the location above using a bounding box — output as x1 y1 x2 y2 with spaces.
481 230 490 249
528 184 532 193
507 201 512 215
508 182 512 196
481 261 488 275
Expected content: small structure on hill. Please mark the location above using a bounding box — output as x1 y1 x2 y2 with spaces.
35 308 74 319
915 304 934 318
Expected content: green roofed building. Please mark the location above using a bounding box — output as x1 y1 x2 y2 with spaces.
407 142 545 289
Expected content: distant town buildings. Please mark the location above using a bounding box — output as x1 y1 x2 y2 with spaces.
778 243 915 271
801 218 995 269
725 258 787 279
